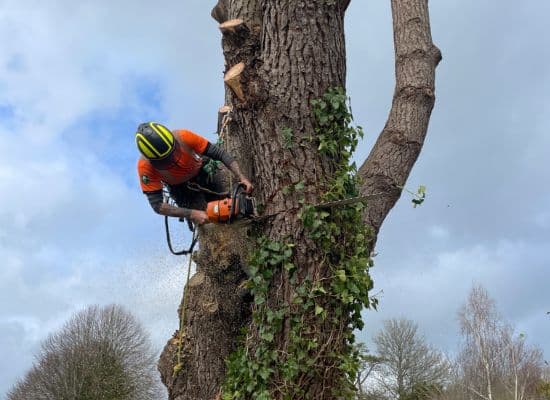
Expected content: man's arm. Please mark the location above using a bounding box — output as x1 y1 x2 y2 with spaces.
227 160 253 193
204 142 253 193
145 191 209 224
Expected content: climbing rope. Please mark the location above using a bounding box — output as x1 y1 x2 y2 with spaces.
218 109 232 144
173 228 196 377
186 181 229 197
219 109 234 189
165 215 198 255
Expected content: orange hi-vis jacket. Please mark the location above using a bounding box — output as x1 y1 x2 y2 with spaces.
137 129 209 193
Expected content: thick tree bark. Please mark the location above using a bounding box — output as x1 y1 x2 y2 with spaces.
358 0 441 239
159 1 440 399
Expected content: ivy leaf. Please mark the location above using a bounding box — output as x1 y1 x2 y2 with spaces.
335 270 347 282
258 368 272 381
315 305 324 315
313 286 327 294
260 331 274 342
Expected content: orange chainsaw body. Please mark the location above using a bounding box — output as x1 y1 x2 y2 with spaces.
206 197 237 223
206 184 256 224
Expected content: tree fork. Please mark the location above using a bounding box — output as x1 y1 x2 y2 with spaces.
160 1 440 398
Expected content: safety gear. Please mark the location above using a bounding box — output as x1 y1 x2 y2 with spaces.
206 184 256 223
135 122 176 161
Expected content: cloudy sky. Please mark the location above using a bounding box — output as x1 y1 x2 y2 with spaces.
0 0 548 397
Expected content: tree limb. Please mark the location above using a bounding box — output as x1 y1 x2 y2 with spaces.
358 0 441 239
341 0 352 12
211 0 229 23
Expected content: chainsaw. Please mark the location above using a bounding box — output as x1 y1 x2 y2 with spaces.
206 183 257 223
206 184 386 225
165 183 384 255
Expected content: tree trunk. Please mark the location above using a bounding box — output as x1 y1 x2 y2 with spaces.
158 1 440 399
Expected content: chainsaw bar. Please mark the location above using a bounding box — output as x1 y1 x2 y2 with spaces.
314 192 385 209
233 192 385 226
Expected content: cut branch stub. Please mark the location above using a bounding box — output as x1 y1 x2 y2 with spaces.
218 105 232 114
219 19 249 35
224 62 246 101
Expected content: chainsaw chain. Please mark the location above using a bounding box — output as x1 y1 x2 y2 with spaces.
233 192 385 226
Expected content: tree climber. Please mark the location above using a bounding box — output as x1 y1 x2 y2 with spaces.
136 122 253 225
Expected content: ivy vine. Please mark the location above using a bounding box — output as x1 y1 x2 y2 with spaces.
222 87 375 399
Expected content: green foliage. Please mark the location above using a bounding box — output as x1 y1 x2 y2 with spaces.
281 127 294 149
302 87 376 396
222 87 374 399
537 380 550 399
202 158 221 178
400 184 427 208
202 137 224 179
412 185 426 208
223 237 294 400
311 87 363 163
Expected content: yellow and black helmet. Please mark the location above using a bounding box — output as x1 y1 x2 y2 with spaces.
135 122 175 160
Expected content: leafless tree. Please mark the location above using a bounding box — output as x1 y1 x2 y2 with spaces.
499 328 543 400
458 285 503 400
371 318 451 399
457 285 544 400
537 365 550 399
354 343 383 398
7 304 162 400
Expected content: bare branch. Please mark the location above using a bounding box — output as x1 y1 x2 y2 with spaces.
358 0 441 238
341 0 352 12
7 305 161 400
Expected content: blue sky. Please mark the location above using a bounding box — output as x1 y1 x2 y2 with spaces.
1 0 549 397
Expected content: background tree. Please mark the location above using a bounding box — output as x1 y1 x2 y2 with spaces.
457 285 503 400
354 343 383 399
371 318 450 399
537 365 550 399
7 304 161 400
499 328 543 400
457 285 544 400
158 1 441 399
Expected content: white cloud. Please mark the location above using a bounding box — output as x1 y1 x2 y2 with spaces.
0 2 220 394
1 0 549 397
360 238 550 358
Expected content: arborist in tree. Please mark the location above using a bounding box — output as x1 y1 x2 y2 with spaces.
136 122 253 225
